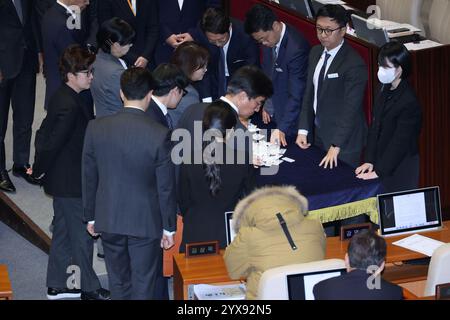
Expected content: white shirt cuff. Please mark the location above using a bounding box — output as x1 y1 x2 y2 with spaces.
298 129 308 136
88 221 95 225
163 229 176 237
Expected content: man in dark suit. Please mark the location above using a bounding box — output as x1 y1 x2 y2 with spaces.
245 4 310 147
147 63 189 129
193 7 260 99
98 0 158 69
32 45 109 300
41 0 95 108
0 0 41 192
296 4 368 168
313 230 403 300
83 67 177 300
175 65 273 158
154 0 221 65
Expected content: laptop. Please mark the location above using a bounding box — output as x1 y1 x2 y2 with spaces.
279 0 315 18
225 211 236 245
351 14 390 47
287 268 346 300
377 186 443 237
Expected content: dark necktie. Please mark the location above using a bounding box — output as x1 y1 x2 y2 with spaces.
218 47 227 97
315 53 331 127
272 46 278 70
12 0 23 24
165 113 173 130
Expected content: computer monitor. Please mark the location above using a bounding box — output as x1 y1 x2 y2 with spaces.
287 268 346 300
351 14 389 47
377 186 443 236
225 211 236 245
279 0 315 18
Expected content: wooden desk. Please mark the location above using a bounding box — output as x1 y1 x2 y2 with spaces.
0 265 13 300
173 221 450 300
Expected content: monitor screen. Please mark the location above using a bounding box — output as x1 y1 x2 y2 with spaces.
279 0 315 18
225 211 236 245
351 14 389 47
287 268 346 300
377 186 442 236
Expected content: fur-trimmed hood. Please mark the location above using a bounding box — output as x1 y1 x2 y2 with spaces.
232 186 308 233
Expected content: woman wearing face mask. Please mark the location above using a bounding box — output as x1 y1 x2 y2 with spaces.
91 18 135 118
355 42 422 193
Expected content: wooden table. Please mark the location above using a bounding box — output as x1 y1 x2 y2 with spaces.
173 221 450 300
0 265 13 300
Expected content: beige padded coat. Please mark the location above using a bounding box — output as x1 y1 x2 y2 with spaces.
223 186 326 299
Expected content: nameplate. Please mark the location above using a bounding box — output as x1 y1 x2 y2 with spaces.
436 283 450 300
328 73 339 79
185 241 219 258
340 223 372 241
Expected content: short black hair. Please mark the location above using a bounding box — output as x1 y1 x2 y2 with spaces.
227 65 273 99
152 63 189 97
120 67 155 100
315 4 350 27
96 17 135 54
170 42 209 79
378 41 412 79
59 44 96 82
244 4 278 34
347 230 386 270
201 7 230 34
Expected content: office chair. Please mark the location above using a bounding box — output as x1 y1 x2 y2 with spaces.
376 0 425 33
257 259 345 300
428 0 450 43
424 243 450 296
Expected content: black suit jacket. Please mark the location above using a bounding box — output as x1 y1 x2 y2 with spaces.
82 107 177 238
365 80 422 178
193 20 260 99
0 0 40 79
98 0 158 63
146 99 170 128
42 3 91 107
298 42 368 154
313 269 403 300
262 25 310 136
33 84 94 197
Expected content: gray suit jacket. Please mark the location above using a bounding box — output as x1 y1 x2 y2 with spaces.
298 42 368 154
91 50 126 118
82 107 177 238
167 84 200 128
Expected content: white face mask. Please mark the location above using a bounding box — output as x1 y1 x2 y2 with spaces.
377 66 397 84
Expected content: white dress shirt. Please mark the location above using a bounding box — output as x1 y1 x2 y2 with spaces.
178 0 184 10
222 25 233 77
152 96 168 115
220 96 239 115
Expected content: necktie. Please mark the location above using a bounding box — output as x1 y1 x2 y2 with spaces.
218 47 227 97
272 46 278 70
315 53 331 128
165 113 173 130
317 53 331 97
12 0 23 24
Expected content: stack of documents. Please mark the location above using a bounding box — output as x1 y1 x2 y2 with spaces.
193 283 246 300
392 234 445 256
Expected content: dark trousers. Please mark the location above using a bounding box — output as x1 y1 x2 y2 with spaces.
46 197 101 292
101 233 164 300
0 59 36 170
382 154 420 193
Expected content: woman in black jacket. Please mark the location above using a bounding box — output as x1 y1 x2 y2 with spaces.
355 42 422 193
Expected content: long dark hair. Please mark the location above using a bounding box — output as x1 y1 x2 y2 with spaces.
202 101 237 196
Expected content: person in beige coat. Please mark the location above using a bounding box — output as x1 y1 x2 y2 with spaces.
224 186 326 299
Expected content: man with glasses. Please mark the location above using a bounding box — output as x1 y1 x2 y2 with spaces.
31 45 110 300
244 4 310 147
147 63 189 130
296 4 368 169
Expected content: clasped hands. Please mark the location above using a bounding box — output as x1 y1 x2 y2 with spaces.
166 33 194 49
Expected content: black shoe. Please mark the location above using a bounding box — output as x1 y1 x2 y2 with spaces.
47 287 81 300
12 164 41 185
0 170 16 192
81 288 111 300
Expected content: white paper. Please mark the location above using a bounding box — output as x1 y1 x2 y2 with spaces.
393 193 427 230
393 234 445 257
404 40 443 51
282 157 295 163
315 0 346 5
193 283 246 300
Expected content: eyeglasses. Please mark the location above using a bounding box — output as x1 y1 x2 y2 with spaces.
316 26 344 36
77 68 95 76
